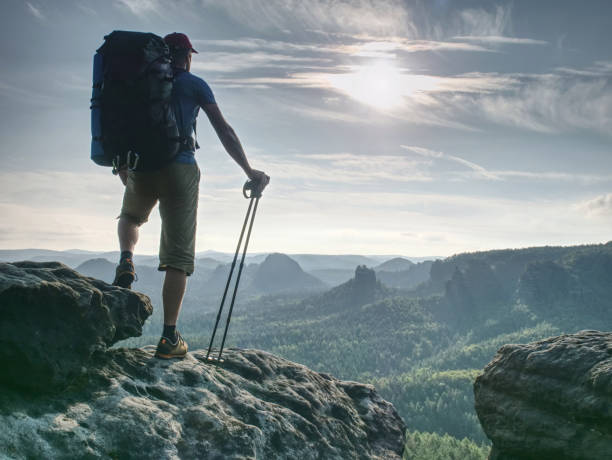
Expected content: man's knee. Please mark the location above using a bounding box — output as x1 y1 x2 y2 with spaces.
159 264 192 277
118 213 147 227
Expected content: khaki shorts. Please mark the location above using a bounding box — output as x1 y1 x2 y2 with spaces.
119 162 200 276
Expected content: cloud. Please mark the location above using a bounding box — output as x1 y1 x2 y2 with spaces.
114 0 162 16
258 152 434 185
0 167 608 256
0 171 126 251
193 38 339 54
195 36 493 61
401 145 499 180
183 6 603 135
0 171 120 213
401 146 612 184
75 2 99 16
26 2 45 20
210 63 612 134
199 0 537 51
200 0 413 36
0 202 115 248
209 68 518 130
474 74 612 134
556 61 612 77
449 5 547 48
282 102 370 123
255 186 611 255
453 35 547 46
457 5 511 37
256 147 612 189
491 170 612 184
345 38 492 55
192 52 330 73
580 194 612 217
595 61 612 74
211 69 517 93
0 79 59 107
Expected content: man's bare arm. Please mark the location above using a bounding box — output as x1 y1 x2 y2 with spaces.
202 103 265 180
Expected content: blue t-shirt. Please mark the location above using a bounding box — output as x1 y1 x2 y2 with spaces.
171 69 216 164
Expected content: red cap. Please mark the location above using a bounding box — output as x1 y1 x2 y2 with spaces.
164 32 198 54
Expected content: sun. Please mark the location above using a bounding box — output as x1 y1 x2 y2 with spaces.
326 60 408 111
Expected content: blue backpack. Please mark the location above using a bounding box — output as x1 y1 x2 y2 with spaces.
90 31 183 172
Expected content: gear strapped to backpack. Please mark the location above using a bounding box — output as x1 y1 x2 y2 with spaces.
90 31 186 172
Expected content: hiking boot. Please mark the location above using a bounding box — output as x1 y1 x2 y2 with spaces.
113 258 136 289
155 332 188 359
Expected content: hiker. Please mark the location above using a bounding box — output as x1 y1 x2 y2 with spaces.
112 32 269 359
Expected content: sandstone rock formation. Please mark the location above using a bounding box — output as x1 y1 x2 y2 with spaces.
0 347 405 459
0 261 152 390
474 330 612 460
0 261 406 459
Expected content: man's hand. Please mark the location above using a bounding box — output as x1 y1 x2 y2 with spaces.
118 168 128 186
247 169 270 195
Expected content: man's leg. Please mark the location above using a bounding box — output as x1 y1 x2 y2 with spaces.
113 216 140 288
156 267 189 357
155 162 199 358
118 216 139 253
162 267 187 326
115 170 157 288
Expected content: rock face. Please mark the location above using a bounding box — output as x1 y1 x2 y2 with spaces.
0 261 406 459
0 349 406 459
474 330 612 460
0 262 152 391
352 265 378 305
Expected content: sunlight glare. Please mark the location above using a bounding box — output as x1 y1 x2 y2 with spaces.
326 60 407 111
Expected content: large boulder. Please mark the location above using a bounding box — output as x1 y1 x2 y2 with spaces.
474 330 612 459
0 347 406 459
0 261 152 391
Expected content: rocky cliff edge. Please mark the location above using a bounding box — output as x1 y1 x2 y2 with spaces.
0 262 406 459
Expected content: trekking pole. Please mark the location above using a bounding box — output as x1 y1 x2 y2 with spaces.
215 196 259 362
206 180 262 363
205 196 253 361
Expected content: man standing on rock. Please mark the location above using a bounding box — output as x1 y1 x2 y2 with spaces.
113 32 269 359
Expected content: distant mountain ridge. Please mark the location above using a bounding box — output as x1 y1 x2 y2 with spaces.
0 249 436 270
251 253 327 294
75 258 115 284
4 249 438 300
375 257 414 272
377 260 434 291
72 253 345 308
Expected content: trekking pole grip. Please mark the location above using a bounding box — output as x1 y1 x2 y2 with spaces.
243 180 262 199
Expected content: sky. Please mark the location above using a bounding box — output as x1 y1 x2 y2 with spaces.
0 0 611 257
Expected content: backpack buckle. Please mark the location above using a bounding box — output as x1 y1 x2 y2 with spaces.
111 151 140 174
126 151 140 171
111 155 124 175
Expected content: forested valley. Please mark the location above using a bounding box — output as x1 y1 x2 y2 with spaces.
116 242 612 458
